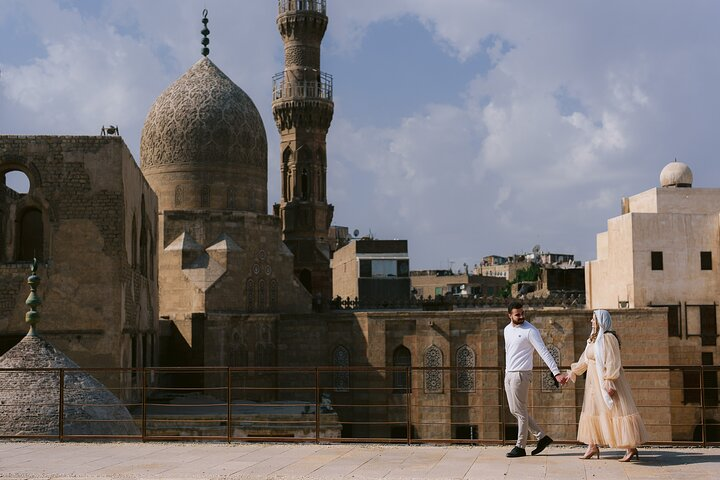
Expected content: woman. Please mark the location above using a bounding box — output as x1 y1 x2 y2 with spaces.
566 309 648 461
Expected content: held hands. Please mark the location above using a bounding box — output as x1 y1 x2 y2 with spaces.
554 373 569 386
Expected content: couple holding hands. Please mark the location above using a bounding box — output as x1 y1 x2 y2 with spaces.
503 302 648 461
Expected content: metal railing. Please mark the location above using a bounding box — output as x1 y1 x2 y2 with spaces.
0 365 717 446
278 0 326 15
329 293 586 311
272 72 333 102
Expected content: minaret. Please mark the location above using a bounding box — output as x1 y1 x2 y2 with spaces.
272 0 334 304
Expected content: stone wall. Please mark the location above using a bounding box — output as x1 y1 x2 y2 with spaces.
0 136 159 377
185 307 674 442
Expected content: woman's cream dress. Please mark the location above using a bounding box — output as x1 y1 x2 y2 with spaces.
569 333 649 448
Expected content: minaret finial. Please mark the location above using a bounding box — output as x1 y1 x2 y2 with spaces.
25 258 42 336
201 9 210 57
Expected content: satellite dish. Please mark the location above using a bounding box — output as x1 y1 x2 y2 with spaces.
532 244 541 254
353 229 360 238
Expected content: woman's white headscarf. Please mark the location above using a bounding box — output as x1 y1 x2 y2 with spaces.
593 309 614 410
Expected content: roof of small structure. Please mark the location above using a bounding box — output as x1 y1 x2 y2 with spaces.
0 334 139 437
660 160 693 188
140 57 267 174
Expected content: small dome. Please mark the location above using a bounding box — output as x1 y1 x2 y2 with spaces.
660 161 693 188
141 57 268 212
0 335 139 436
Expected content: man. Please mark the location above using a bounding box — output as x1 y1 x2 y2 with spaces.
503 301 566 458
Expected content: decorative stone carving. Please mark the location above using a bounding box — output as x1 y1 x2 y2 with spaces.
424 345 443 394
456 345 476 393
332 345 350 392
141 57 267 171
542 344 562 393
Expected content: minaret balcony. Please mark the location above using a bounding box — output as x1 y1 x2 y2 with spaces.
272 71 333 102
278 0 326 15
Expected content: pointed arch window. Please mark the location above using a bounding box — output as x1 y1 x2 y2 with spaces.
333 345 350 392
393 346 411 393
282 147 293 201
456 345 476 393
424 345 443 393
258 278 266 310
246 278 255 311
18 207 43 261
140 197 148 277
301 169 309 200
174 185 183 207
269 279 278 309
542 345 561 392
131 214 138 268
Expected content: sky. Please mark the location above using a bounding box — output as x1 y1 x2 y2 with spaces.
2 0 720 271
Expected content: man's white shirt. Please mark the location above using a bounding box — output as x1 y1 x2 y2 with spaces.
504 321 560 375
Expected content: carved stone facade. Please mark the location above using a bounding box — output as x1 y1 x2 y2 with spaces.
140 47 312 370
0 136 158 375
141 57 268 214
272 1 335 304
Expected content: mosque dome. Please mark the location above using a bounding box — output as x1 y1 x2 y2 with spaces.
141 57 268 213
660 161 693 188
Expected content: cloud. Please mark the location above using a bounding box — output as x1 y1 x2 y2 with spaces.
324 0 720 268
3 0 720 271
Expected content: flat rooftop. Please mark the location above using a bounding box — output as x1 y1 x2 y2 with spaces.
0 441 717 479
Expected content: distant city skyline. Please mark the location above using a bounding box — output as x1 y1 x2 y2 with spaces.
2 0 719 270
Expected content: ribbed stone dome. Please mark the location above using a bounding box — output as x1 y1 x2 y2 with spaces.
660 161 693 188
141 57 268 213
0 335 139 436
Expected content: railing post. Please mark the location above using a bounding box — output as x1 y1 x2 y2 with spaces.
142 368 147 441
227 367 232 443
406 367 412 445
58 368 64 442
500 369 505 445
699 365 706 447
315 368 320 444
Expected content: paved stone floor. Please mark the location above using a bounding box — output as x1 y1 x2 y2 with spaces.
0 442 718 479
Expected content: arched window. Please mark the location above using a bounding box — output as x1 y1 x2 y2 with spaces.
282 147 292 200
456 345 476 393
131 214 137 268
139 197 148 277
393 346 411 393
424 345 443 393
258 278 266 310
246 278 255 311
333 345 350 392
269 279 278 309
542 345 562 392
301 169 309 200
174 185 183 207
18 207 43 261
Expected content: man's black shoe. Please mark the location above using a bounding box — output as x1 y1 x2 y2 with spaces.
506 446 526 458
531 435 553 456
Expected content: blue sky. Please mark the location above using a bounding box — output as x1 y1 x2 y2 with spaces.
2 0 720 270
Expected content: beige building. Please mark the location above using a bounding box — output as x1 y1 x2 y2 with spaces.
332 239 410 306
586 160 719 440
410 271 506 298
0 136 158 373
586 161 718 319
